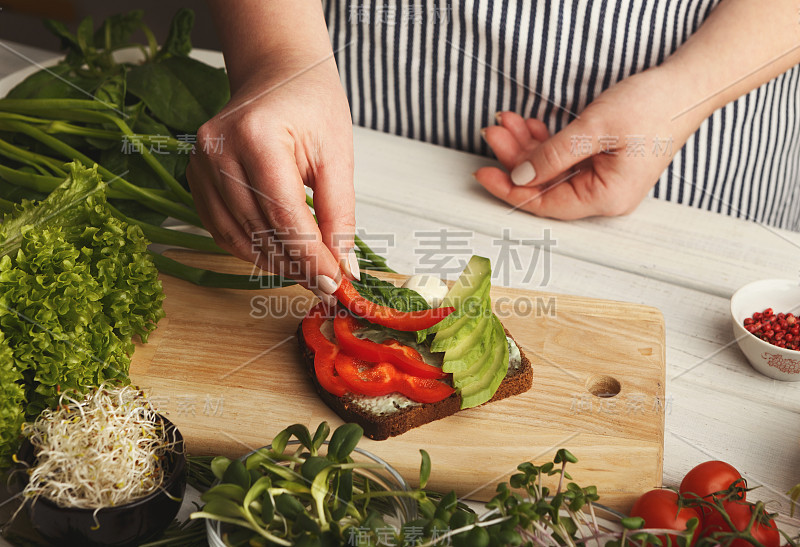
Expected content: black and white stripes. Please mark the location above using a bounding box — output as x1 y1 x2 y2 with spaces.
323 0 800 230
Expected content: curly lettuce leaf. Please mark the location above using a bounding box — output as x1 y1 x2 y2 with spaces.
0 331 24 468
0 162 164 422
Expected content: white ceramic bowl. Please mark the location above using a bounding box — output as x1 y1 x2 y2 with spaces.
730 279 800 381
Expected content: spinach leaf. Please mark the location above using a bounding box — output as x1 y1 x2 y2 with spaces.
43 19 79 52
126 56 229 132
6 63 104 100
99 147 167 188
159 8 194 58
93 72 126 110
351 273 430 312
93 10 145 51
75 16 95 57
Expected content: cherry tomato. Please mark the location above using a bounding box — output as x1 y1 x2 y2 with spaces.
703 501 780 547
679 461 745 503
630 489 702 546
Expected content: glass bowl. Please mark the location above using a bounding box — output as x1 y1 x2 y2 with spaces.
206 440 417 547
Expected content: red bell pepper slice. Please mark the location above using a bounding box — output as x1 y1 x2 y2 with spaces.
395 374 456 404
334 352 455 403
302 303 347 397
333 278 455 331
334 354 398 396
333 314 447 379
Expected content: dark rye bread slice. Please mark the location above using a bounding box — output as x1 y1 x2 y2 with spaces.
296 323 533 440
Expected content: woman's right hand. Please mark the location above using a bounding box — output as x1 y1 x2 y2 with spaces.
186 56 357 303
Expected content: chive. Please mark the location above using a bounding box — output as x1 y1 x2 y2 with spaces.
0 119 202 226
106 204 224 254
147 251 296 290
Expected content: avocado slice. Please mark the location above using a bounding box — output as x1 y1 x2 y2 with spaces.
458 317 510 409
452 318 504 387
441 255 492 308
416 257 492 343
441 311 494 373
430 292 492 352
430 256 493 351
425 274 491 335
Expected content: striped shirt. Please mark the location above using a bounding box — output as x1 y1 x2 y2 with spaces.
323 0 800 230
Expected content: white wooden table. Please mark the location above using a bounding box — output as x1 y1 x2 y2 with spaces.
1 40 799 541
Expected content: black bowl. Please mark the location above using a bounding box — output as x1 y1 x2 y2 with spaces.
16 416 186 547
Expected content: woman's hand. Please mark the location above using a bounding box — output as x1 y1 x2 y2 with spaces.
478 0 800 221
188 3 357 303
476 67 702 219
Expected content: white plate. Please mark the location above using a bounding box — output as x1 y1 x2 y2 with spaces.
0 48 225 97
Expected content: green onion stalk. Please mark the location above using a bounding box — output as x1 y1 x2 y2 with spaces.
0 100 394 289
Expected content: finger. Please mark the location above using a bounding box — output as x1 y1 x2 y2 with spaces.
187 160 244 256
525 118 550 142
188 169 279 268
497 111 532 145
474 166 517 198
475 165 604 220
211 160 273 248
509 117 601 187
242 141 342 296
310 149 358 280
481 126 522 170
188 158 318 290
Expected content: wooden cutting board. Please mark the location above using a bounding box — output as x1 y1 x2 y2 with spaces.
130 251 665 511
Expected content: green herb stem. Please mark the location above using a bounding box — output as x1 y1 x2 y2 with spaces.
0 136 68 177
0 98 117 114
106 204 224 254
147 251 296 289
355 234 396 273
0 119 202 226
90 111 194 206
0 162 172 201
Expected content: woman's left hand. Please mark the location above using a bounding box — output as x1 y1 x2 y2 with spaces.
476 66 703 219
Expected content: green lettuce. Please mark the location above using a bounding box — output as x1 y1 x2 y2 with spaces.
0 331 24 466
0 162 164 465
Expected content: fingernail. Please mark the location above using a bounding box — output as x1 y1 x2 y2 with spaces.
480 128 487 141
511 161 536 185
315 274 339 295
495 111 503 124
341 248 361 281
313 290 338 308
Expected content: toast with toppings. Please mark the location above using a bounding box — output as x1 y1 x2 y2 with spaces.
297 256 534 440
296 322 532 440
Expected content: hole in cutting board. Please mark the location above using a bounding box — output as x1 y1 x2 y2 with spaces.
586 375 621 398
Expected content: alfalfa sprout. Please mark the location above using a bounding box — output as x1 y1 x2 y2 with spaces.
20 384 180 510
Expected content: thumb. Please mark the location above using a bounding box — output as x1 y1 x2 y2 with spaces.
509 118 600 186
